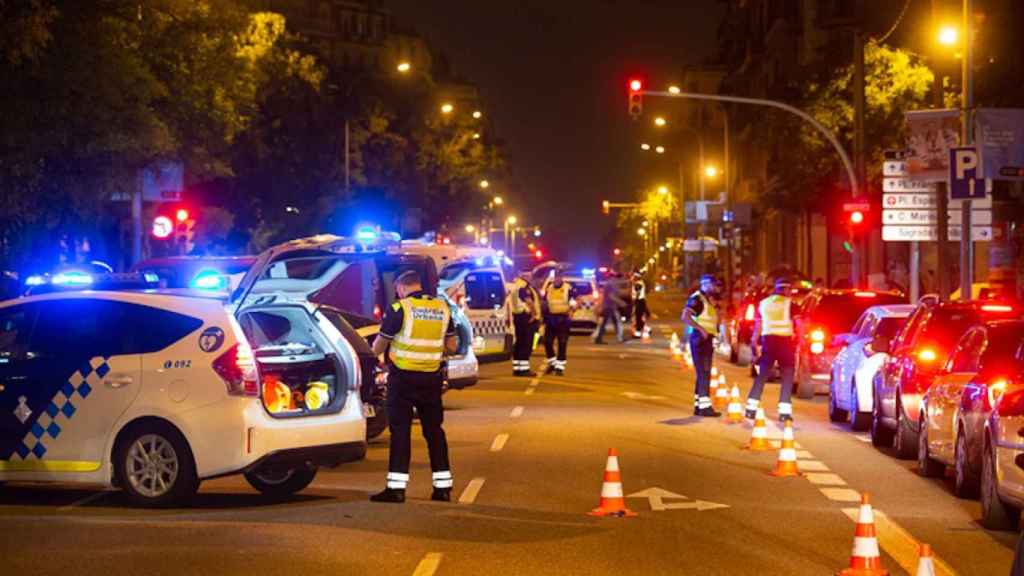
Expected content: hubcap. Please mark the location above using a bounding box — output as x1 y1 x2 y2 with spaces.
126 434 179 498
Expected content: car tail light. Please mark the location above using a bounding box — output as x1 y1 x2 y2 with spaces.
854 291 876 298
988 379 1009 410
810 328 826 342
982 304 1014 313
810 342 825 354
373 304 382 320
744 304 755 322
213 343 259 397
916 348 938 364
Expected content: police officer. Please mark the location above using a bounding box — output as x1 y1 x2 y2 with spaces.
542 268 575 375
632 270 648 338
371 270 458 503
682 274 721 417
510 271 542 377
745 277 796 422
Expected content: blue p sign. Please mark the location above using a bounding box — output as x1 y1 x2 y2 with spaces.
950 147 986 200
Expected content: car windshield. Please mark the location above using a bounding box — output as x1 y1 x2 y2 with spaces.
920 309 981 349
813 293 906 334
440 262 475 282
982 324 1024 369
875 317 906 340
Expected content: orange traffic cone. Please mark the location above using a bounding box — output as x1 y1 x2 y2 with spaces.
711 366 719 378
915 544 935 576
726 385 744 424
838 493 888 575
746 408 772 451
714 383 730 411
769 420 801 477
670 332 681 355
589 449 637 518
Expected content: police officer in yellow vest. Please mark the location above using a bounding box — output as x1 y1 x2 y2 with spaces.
371 270 458 503
745 278 796 422
682 274 722 417
510 272 542 377
542 268 575 375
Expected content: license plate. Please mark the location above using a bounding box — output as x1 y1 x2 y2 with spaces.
363 404 376 418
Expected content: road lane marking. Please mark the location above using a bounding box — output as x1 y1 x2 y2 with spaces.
490 433 509 452
841 508 958 576
525 387 536 396
819 487 862 502
804 473 847 486
459 478 485 504
795 450 814 459
510 406 524 418
529 377 539 386
412 552 443 576
796 460 830 472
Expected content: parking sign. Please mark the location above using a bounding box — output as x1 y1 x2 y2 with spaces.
949 147 986 200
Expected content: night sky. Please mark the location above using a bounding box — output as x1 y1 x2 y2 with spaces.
386 0 725 264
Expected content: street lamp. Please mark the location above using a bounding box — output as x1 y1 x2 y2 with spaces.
479 179 490 189
464 224 476 233
938 25 959 47
655 146 666 154
396 61 412 73
668 85 681 95
640 143 651 151
637 228 646 236
473 110 483 119
654 116 667 127
657 185 669 195
704 165 720 179
507 215 518 225
440 103 454 115
493 195 503 206
473 132 481 139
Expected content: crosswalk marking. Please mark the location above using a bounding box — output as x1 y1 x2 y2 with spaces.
459 478 486 504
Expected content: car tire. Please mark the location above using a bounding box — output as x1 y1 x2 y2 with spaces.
737 344 753 367
981 438 1020 530
796 360 814 400
244 465 318 498
828 377 848 422
871 392 894 448
366 409 388 441
850 384 871 431
953 429 980 499
894 405 919 460
114 421 199 508
917 413 945 478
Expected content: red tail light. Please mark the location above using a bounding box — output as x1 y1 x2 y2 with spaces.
916 348 938 364
982 304 1013 313
744 304 755 322
854 291 876 298
373 304 382 320
212 342 259 397
988 379 1009 410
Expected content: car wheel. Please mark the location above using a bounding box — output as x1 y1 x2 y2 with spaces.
115 422 198 508
917 413 945 478
244 465 318 498
953 429 980 499
796 361 814 400
828 376 848 422
737 344 752 367
981 438 1020 530
850 384 871 431
871 392 894 448
893 401 919 460
366 408 388 440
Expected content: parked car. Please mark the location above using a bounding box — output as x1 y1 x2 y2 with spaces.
795 289 907 399
829 304 915 430
980 381 1024 530
919 320 1024 499
437 257 512 359
565 273 598 332
873 300 1021 459
0 285 368 506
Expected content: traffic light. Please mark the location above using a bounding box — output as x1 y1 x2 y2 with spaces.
534 249 543 259
602 200 610 215
849 210 865 226
152 215 173 239
628 79 643 119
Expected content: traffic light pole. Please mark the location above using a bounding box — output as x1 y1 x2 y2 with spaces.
959 0 974 300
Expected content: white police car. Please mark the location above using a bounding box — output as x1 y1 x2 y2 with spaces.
0 285 367 506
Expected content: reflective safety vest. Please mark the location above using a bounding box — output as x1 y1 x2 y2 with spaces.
691 291 719 336
544 281 571 315
389 295 451 373
510 278 541 319
759 294 794 337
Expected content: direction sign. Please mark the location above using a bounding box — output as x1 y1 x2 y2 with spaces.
883 177 934 193
883 193 934 209
882 209 992 225
882 225 993 242
950 147 986 200
883 160 908 177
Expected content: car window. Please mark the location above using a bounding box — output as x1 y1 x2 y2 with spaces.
874 317 906 340
31 299 140 359
0 304 38 362
949 329 984 373
811 293 905 335
465 271 505 310
895 307 929 351
440 262 474 282
919 309 981 349
122 304 204 353
853 313 873 337
979 324 1024 374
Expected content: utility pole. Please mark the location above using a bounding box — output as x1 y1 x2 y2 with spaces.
931 0 951 301
723 107 733 308
959 0 974 300
344 119 351 195
852 30 866 287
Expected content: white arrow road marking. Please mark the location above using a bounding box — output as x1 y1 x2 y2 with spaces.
626 487 728 512
620 391 666 401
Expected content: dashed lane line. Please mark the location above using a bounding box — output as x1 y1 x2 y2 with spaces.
804 473 847 486
796 460 831 472
490 433 509 452
458 478 486 504
525 388 536 396
841 508 958 576
529 377 539 387
795 450 814 459
819 487 862 502
412 552 443 576
510 406 524 418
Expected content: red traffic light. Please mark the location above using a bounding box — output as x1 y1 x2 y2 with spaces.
176 208 190 222
850 210 865 225
534 249 543 259
629 79 642 92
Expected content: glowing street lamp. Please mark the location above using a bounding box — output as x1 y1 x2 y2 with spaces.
704 165 720 179
507 215 518 225
655 146 665 154
472 110 483 119
641 143 651 151
668 85 681 95
479 179 490 189
654 116 667 127
440 103 454 115
396 61 412 73
493 195 504 206
464 224 476 233
937 25 959 47
657 185 669 195
637 228 647 237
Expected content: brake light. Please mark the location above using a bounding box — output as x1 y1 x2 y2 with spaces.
744 304 755 322
982 304 1013 313
988 379 1009 410
810 329 826 342
916 348 938 363
373 304 382 320
212 343 259 397
810 342 825 354
854 291 876 298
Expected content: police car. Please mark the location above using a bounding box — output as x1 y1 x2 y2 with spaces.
565 271 598 332
0 270 369 506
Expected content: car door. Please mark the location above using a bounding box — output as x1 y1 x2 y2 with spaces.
10 298 143 470
0 303 41 465
930 329 984 462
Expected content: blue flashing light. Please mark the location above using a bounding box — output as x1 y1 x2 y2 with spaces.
25 275 46 287
504 257 514 267
192 270 228 291
475 257 486 266
581 267 596 279
52 271 93 286
143 273 160 283
355 226 379 243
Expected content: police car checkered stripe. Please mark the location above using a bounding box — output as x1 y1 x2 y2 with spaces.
472 317 507 337
12 356 109 461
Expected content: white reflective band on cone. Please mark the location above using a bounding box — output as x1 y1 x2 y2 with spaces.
779 448 797 461
751 428 767 439
601 482 624 498
606 457 620 472
858 504 874 524
852 537 880 558
779 403 793 415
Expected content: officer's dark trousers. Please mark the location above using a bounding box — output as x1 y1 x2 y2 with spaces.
634 298 648 334
690 333 714 410
387 369 450 476
544 314 570 369
512 313 537 373
747 335 796 414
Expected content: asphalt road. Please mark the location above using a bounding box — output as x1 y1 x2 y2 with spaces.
0 291 1018 575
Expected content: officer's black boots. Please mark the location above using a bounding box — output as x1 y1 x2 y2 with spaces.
514 370 537 378
431 488 452 502
745 409 757 420
697 407 722 417
370 488 406 503
779 414 793 423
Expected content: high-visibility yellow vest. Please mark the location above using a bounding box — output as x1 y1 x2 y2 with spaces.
759 294 794 337
544 281 571 315
389 295 451 372
510 278 541 319
691 291 719 335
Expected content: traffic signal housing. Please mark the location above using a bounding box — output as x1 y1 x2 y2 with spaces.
628 79 643 119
